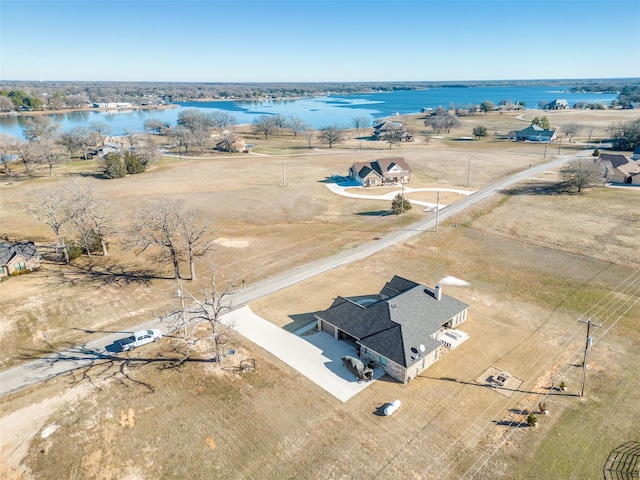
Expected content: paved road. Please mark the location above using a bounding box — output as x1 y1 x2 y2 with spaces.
0 155 575 397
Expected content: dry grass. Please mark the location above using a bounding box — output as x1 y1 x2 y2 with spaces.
0 109 639 479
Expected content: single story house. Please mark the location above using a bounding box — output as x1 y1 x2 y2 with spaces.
0 241 41 278
314 275 470 384
509 124 557 142
349 157 411 187
599 154 640 184
545 99 569 110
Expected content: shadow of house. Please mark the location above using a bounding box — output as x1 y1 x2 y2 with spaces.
314 275 470 384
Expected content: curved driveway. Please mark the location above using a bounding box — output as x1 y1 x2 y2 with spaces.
0 154 577 397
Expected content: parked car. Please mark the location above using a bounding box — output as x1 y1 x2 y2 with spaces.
119 329 162 352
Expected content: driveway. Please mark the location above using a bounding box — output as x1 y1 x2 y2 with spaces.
222 306 384 402
325 182 475 210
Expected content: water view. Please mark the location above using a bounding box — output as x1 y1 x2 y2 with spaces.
0 85 618 139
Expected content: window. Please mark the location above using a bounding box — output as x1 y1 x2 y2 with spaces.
14 262 26 272
379 356 387 366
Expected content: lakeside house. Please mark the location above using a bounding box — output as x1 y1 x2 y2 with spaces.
315 275 470 384
349 157 411 187
372 121 413 142
545 99 569 110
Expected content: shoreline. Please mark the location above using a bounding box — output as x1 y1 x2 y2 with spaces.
0 103 179 117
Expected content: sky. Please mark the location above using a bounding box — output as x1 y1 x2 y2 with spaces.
1 0 639 83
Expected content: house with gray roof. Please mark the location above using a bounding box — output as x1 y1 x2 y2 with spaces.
509 124 557 142
349 157 411 187
314 275 470 384
545 99 569 110
0 241 41 278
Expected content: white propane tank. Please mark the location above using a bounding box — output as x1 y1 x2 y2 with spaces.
384 399 401 416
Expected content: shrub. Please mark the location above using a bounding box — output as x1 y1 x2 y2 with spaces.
527 411 538 427
473 126 488 138
592 147 600 157
391 193 411 214
103 153 126 179
124 152 145 174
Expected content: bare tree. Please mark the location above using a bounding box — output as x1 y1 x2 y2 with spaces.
178 208 213 281
22 185 72 264
132 200 185 279
22 116 60 142
0 96 15 112
174 125 194 156
352 116 371 133
210 111 237 136
561 123 582 143
17 140 38 176
560 158 606 193
89 121 111 146
169 270 239 362
0 133 19 174
252 115 278 139
63 177 114 256
318 125 344 148
302 126 315 148
285 116 306 138
35 138 67 177
380 123 405 148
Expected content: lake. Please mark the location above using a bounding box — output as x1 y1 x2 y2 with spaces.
0 85 618 139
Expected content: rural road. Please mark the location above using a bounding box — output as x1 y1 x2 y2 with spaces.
0 154 577 397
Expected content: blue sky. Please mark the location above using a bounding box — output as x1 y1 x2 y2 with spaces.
1 0 639 82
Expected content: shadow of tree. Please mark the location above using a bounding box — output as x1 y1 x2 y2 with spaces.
501 180 573 196
356 210 393 217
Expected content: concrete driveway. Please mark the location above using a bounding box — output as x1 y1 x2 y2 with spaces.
222 306 384 402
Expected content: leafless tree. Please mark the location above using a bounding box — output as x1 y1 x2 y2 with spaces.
302 126 315 148
0 133 19 174
252 115 278 139
22 116 60 142
89 121 111 145
285 116 306 137
380 123 405 148
560 158 607 193
22 185 72 264
561 123 582 143
35 138 67 177
169 270 239 362
17 140 38 176
63 177 114 256
210 111 237 136
352 116 371 133
174 126 194 156
132 200 185 279
178 208 213 281
0 96 15 112
318 125 344 148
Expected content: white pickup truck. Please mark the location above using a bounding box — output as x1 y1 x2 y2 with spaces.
119 329 162 352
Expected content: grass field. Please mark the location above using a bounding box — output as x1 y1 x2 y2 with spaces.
0 109 639 479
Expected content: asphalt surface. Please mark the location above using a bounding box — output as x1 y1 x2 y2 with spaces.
0 155 574 397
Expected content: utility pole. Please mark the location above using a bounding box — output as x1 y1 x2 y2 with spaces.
578 318 602 398
435 191 440 232
282 161 287 186
400 179 405 214
557 137 562 155
466 158 471 187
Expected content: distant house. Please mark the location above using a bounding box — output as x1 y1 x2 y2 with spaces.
0 241 41 278
372 121 413 141
315 276 471 384
545 99 569 110
509 124 557 142
349 157 411 187
86 143 120 160
215 136 245 153
599 154 640 184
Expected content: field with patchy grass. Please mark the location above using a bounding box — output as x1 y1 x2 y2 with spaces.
0 109 639 479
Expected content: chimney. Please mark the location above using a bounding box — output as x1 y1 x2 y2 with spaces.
435 284 442 301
